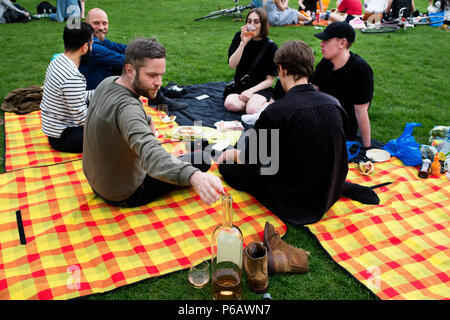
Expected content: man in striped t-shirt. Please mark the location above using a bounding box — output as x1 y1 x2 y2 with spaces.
40 22 94 153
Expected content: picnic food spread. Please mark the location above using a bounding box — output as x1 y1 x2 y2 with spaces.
175 126 199 137
359 160 374 175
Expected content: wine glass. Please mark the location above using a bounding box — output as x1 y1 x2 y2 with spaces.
188 259 210 289
157 104 168 114
246 24 256 37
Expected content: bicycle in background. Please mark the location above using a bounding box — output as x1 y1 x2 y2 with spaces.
195 0 256 21
361 7 445 33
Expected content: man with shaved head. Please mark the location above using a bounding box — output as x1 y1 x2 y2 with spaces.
79 8 126 90
79 8 187 110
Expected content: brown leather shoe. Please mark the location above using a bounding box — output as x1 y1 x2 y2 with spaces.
263 222 309 274
243 241 268 294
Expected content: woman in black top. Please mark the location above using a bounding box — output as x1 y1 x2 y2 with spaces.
224 8 278 115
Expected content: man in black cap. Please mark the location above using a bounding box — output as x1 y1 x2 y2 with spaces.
311 22 374 149
269 22 373 149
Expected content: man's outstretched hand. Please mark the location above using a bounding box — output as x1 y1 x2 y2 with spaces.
189 171 225 205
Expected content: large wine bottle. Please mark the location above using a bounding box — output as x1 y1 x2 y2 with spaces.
211 195 243 300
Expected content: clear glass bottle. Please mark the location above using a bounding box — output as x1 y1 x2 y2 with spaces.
211 195 243 300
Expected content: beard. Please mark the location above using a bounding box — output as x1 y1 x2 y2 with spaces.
95 30 107 41
80 46 92 65
132 70 159 99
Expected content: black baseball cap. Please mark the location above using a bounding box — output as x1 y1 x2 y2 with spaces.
314 22 356 43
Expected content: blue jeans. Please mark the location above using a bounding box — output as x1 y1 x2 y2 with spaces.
49 0 81 22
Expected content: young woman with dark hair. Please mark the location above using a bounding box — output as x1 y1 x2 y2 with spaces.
224 8 279 115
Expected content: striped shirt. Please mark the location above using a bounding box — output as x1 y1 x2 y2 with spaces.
40 53 93 138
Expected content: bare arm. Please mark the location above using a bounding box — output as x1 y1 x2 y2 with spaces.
228 41 246 69
385 0 394 14
298 0 306 10
275 0 288 10
228 25 253 69
354 102 371 148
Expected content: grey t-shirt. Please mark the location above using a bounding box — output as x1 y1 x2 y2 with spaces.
82 76 198 201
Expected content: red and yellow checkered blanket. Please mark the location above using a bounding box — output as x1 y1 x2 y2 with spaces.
0 160 285 299
307 158 450 300
0 102 286 300
2 103 449 300
3 101 179 171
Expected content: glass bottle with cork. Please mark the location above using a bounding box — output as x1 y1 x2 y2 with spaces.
211 194 243 300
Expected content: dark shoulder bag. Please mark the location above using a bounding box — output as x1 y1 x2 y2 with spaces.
223 40 274 100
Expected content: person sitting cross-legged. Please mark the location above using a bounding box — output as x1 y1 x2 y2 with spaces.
224 8 279 116
385 0 416 18
328 0 363 23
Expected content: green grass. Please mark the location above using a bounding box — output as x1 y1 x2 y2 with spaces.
0 0 448 300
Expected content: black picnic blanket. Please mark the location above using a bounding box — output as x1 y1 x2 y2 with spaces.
163 81 250 129
161 81 384 163
348 136 386 164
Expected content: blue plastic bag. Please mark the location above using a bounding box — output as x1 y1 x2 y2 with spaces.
383 123 423 166
346 141 361 160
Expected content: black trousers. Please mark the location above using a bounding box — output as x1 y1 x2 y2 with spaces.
101 151 211 208
218 163 279 217
48 126 84 153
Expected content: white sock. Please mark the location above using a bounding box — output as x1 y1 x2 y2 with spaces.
241 111 262 125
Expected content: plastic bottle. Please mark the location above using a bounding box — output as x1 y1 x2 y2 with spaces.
430 153 441 176
316 9 320 22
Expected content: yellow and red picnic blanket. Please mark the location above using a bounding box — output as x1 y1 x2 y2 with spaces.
0 160 285 299
3 100 180 172
307 158 450 300
2 102 449 300
0 102 286 300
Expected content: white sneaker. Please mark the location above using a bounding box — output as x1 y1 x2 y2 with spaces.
241 111 262 125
